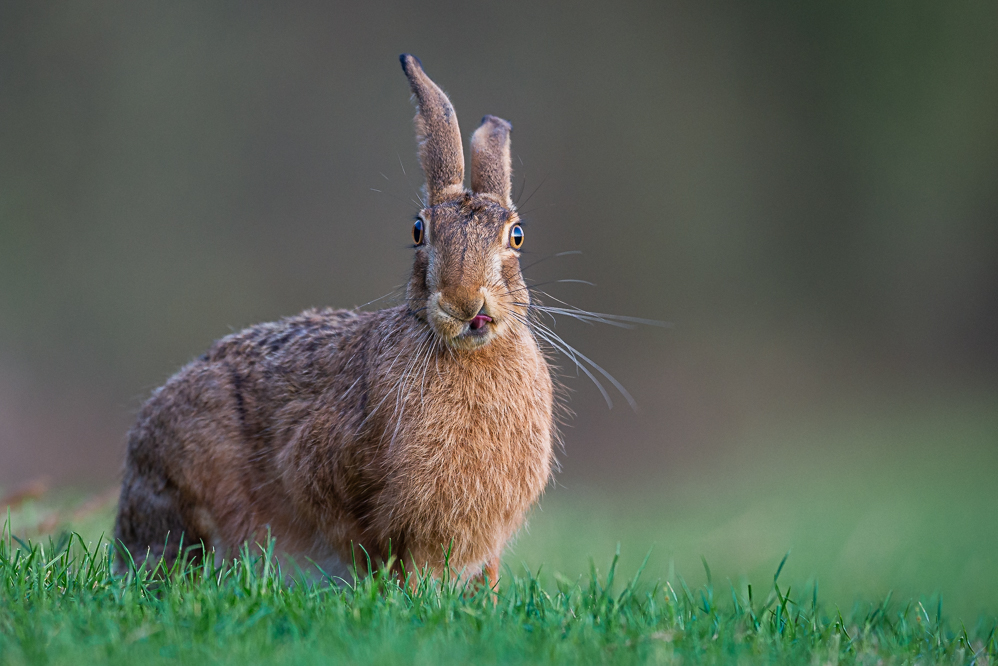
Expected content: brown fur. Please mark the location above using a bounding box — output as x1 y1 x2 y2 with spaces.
114 56 556 583
401 54 465 206
470 115 513 207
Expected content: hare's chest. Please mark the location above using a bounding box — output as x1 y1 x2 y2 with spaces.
414 388 551 503
384 363 554 550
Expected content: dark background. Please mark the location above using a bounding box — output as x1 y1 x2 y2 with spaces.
2 1 996 492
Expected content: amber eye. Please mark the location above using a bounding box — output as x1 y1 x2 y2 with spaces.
509 224 524 249
413 218 424 245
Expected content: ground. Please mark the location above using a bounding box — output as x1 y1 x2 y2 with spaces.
2 394 996 664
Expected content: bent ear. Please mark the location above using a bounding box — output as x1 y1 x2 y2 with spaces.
400 54 465 205
470 115 513 208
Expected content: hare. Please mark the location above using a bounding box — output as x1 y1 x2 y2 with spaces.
113 55 556 585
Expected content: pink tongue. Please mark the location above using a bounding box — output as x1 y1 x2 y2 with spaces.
469 314 493 331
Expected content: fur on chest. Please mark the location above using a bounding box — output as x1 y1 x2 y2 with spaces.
366 331 555 567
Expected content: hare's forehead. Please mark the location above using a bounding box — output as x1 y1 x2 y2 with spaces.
426 205 512 244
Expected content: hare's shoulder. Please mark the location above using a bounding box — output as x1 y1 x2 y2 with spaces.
202 306 400 366
133 306 407 438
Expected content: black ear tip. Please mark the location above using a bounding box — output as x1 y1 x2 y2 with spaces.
399 53 423 74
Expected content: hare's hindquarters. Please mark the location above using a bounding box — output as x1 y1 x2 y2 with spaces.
114 462 207 570
113 360 255 570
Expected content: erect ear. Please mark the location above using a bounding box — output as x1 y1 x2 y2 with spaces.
400 54 465 205
470 115 513 208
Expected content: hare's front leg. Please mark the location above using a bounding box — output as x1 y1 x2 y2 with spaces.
484 556 501 591
471 555 500 603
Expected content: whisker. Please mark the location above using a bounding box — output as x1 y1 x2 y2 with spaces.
497 278 594 300
519 250 583 272
385 328 434 451
369 187 422 209
530 289 671 327
515 201 558 217
517 174 548 210
529 317 637 411
398 152 427 208
355 326 427 435
518 304 635 329
552 279 596 287
512 309 583 377
518 314 615 409
399 333 435 440
356 285 406 310
418 334 437 402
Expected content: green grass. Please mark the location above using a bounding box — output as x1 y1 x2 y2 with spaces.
1 529 995 665
3 392 996 663
510 391 998 624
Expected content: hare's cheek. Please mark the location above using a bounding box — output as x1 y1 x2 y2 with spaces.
426 293 463 340
491 252 505 285
500 254 522 282
412 251 432 289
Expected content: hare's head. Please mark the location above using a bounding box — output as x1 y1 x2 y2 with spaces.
400 55 528 351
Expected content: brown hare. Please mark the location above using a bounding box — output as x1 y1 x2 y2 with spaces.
114 55 557 586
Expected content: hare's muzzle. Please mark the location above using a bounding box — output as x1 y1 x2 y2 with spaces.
427 291 501 349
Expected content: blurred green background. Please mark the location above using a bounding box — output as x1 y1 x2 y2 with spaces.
2 1 996 621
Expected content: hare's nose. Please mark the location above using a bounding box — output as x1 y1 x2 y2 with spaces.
440 291 485 322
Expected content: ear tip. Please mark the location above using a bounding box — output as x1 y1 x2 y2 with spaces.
399 53 423 75
480 114 512 131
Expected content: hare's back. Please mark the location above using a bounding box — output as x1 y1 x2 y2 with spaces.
159 307 383 441
116 306 386 563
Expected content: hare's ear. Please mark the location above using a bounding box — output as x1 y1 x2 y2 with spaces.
400 54 465 205
470 115 513 208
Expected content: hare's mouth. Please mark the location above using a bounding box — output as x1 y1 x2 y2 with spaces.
426 293 502 349
468 313 492 332
453 312 495 348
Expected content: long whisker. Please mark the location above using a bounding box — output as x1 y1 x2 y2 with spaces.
529 316 638 411
515 201 558 217
514 312 615 409
355 326 427 435
356 285 406 310
382 334 427 433
519 304 635 329
395 332 435 446
385 329 434 451
550 279 596 287
517 174 548 210
521 308 613 402
529 289 671 327
520 250 583 272
418 334 437 402
369 186 423 210
497 279 595 301
514 172 527 208
509 311 579 374
398 152 427 208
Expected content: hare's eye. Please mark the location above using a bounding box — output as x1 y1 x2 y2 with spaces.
412 219 425 245
509 224 524 250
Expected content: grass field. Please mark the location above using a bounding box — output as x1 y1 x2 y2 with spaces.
1 531 995 665
2 392 996 663
511 391 998 624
